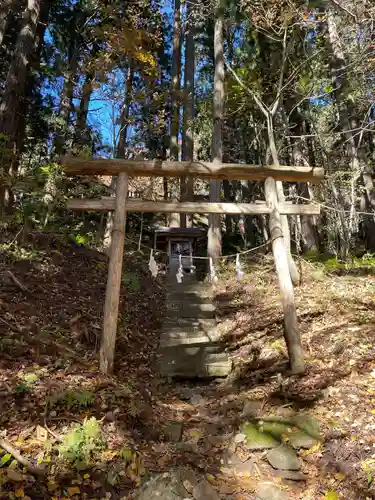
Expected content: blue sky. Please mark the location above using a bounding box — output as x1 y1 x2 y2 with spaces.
86 2 174 153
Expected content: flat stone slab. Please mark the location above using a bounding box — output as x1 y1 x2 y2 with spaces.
168 285 212 292
272 470 308 481
160 332 222 347
291 414 321 441
163 421 184 442
192 480 220 500
134 470 198 500
167 275 203 286
167 290 213 300
256 483 289 500
241 422 279 450
289 430 319 449
241 415 321 450
167 302 216 315
167 308 215 319
160 344 223 356
164 317 217 329
158 350 232 378
167 299 215 308
267 444 301 470
241 399 264 418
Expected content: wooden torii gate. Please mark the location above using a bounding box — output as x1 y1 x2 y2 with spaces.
62 157 324 375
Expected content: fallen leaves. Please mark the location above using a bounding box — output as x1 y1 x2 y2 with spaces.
7 470 25 482
67 486 81 496
325 491 339 500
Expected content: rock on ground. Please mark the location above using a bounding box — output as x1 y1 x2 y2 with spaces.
133 469 198 500
242 422 279 450
266 444 301 471
192 480 220 500
256 483 290 500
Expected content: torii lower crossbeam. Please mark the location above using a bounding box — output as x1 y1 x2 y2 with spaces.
67 199 320 216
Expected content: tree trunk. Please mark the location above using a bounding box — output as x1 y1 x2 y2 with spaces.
11 0 48 176
283 87 319 253
54 46 79 155
208 0 224 260
266 115 300 284
117 63 134 159
0 0 13 47
0 0 42 156
181 0 195 227
326 10 373 254
264 177 304 374
74 73 94 147
222 180 232 235
299 183 320 253
0 0 42 214
103 64 134 253
169 0 181 228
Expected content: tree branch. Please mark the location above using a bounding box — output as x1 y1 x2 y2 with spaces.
329 0 358 22
0 439 47 476
271 27 288 116
224 58 269 117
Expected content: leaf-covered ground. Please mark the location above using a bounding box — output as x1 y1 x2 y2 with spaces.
0 233 374 499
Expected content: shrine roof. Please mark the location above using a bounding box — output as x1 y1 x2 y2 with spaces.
153 227 206 238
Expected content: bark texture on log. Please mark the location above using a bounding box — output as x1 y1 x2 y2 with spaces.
67 198 320 215
264 176 304 374
208 0 225 260
100 172 128 374
62 158 324 183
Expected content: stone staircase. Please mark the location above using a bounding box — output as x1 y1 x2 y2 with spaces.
157 270 232 378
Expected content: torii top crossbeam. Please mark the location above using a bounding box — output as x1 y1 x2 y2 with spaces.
61 157 324 184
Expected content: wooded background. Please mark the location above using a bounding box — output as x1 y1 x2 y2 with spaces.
1 0 374 261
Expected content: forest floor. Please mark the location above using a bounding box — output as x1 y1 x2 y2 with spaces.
0 231 375 499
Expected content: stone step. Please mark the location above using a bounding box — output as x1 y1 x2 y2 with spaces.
167 305 215 319
160 344 223 355
167 292 213 302
167 292 213 303
163 318 217 330
162 324 221 342
167 280 210 288
166 283 210 292
167 284 202 292
166 302 215 313
166 274 199 283
160 330 222 347
158 349 232 378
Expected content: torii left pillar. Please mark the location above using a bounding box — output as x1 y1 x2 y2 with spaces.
100 173 128 374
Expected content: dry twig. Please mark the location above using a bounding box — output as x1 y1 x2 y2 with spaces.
0 438 46 476
7 271 29 294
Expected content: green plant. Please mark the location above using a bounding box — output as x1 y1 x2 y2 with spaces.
23 372 39 385
14 383 30 395
49 390 94 410
0 242 46 263
270 339 286 353
119 445 134 463
362 458 375 487
58 417 106 469
0 453 12 467
68 232 95 247
123 271 141 292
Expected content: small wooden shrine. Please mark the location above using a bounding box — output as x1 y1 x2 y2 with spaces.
153 227 206 273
